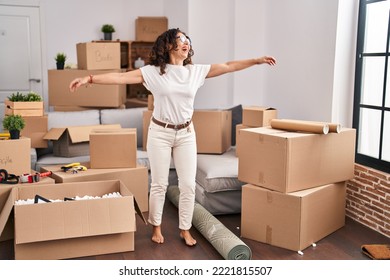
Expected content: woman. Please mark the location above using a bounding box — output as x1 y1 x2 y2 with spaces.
69 28 276 247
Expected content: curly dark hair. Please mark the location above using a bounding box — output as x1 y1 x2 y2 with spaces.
149 28 194 75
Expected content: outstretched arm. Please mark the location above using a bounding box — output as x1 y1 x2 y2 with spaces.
206 56 276 78
69 69 144 92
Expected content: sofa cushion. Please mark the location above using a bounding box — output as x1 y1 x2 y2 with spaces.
100 108 145 148
48 110 100 129
195 147 243 193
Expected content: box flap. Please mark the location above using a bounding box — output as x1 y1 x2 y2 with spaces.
43 127 67 140
0 188 17 237
90 128 136 135
67 124 121 143
119 183 147 225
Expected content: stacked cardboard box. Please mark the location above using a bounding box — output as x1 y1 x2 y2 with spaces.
4 99 44 117
48 69 126 109
2 95 48 148
237 123 356 251
142 105 232 155
40 126 148 212
236 106 277 156
0 137 31 176
48 40 126 110
135 16 168 42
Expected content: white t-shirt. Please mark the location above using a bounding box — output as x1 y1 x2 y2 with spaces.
140 64 211 124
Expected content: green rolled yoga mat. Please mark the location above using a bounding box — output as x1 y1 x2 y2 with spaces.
166 185 252 260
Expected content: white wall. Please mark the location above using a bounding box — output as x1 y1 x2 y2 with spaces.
2 0 359 128
42 0 165 68
163 0 189 32
38 0 166 109
185 0 358 127
188 0 236 109
261 0 340 122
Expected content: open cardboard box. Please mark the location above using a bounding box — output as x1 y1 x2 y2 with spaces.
44 124 121 157
0 175 55 242
40 163 149 212
0 180 146 260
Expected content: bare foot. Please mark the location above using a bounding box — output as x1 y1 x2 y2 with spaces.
180 230 197 246
151 225 164 244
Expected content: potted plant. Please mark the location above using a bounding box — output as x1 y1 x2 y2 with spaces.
8 91 42 102
55 52 67 70
5 91 44 116
2 114 25 139
101 24 115 40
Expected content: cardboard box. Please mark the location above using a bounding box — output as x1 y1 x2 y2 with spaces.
136 17 168 42
237 127 356 192
21 115 48 148
241 182 346 251
48 69 126 107
235 124 249 157
0 175 55 242
0 137 31 176
242 106 277 127
90 128 137 169
192 109 232 154
0 180 146 259
142 110 153 151
44 124 121 157
4 99 44 117
40 163 149 212
53 104 126 111
77 42 120 70
0 184 14 242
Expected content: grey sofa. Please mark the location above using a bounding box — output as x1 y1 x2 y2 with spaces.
31 107 243 215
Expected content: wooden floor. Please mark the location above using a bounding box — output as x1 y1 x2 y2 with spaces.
1 198 389 260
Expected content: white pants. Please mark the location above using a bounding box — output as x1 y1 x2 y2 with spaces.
147 121 197 230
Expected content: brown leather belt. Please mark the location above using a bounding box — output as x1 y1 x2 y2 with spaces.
152 117 191 130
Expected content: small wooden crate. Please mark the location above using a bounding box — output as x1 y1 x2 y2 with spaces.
5 99 44 116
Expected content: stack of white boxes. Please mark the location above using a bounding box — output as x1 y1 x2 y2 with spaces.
237 107 356 252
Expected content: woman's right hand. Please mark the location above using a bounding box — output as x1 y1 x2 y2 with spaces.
69 76 88 92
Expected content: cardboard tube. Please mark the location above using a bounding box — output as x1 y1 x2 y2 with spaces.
328 123 341 133
270 119 329 134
